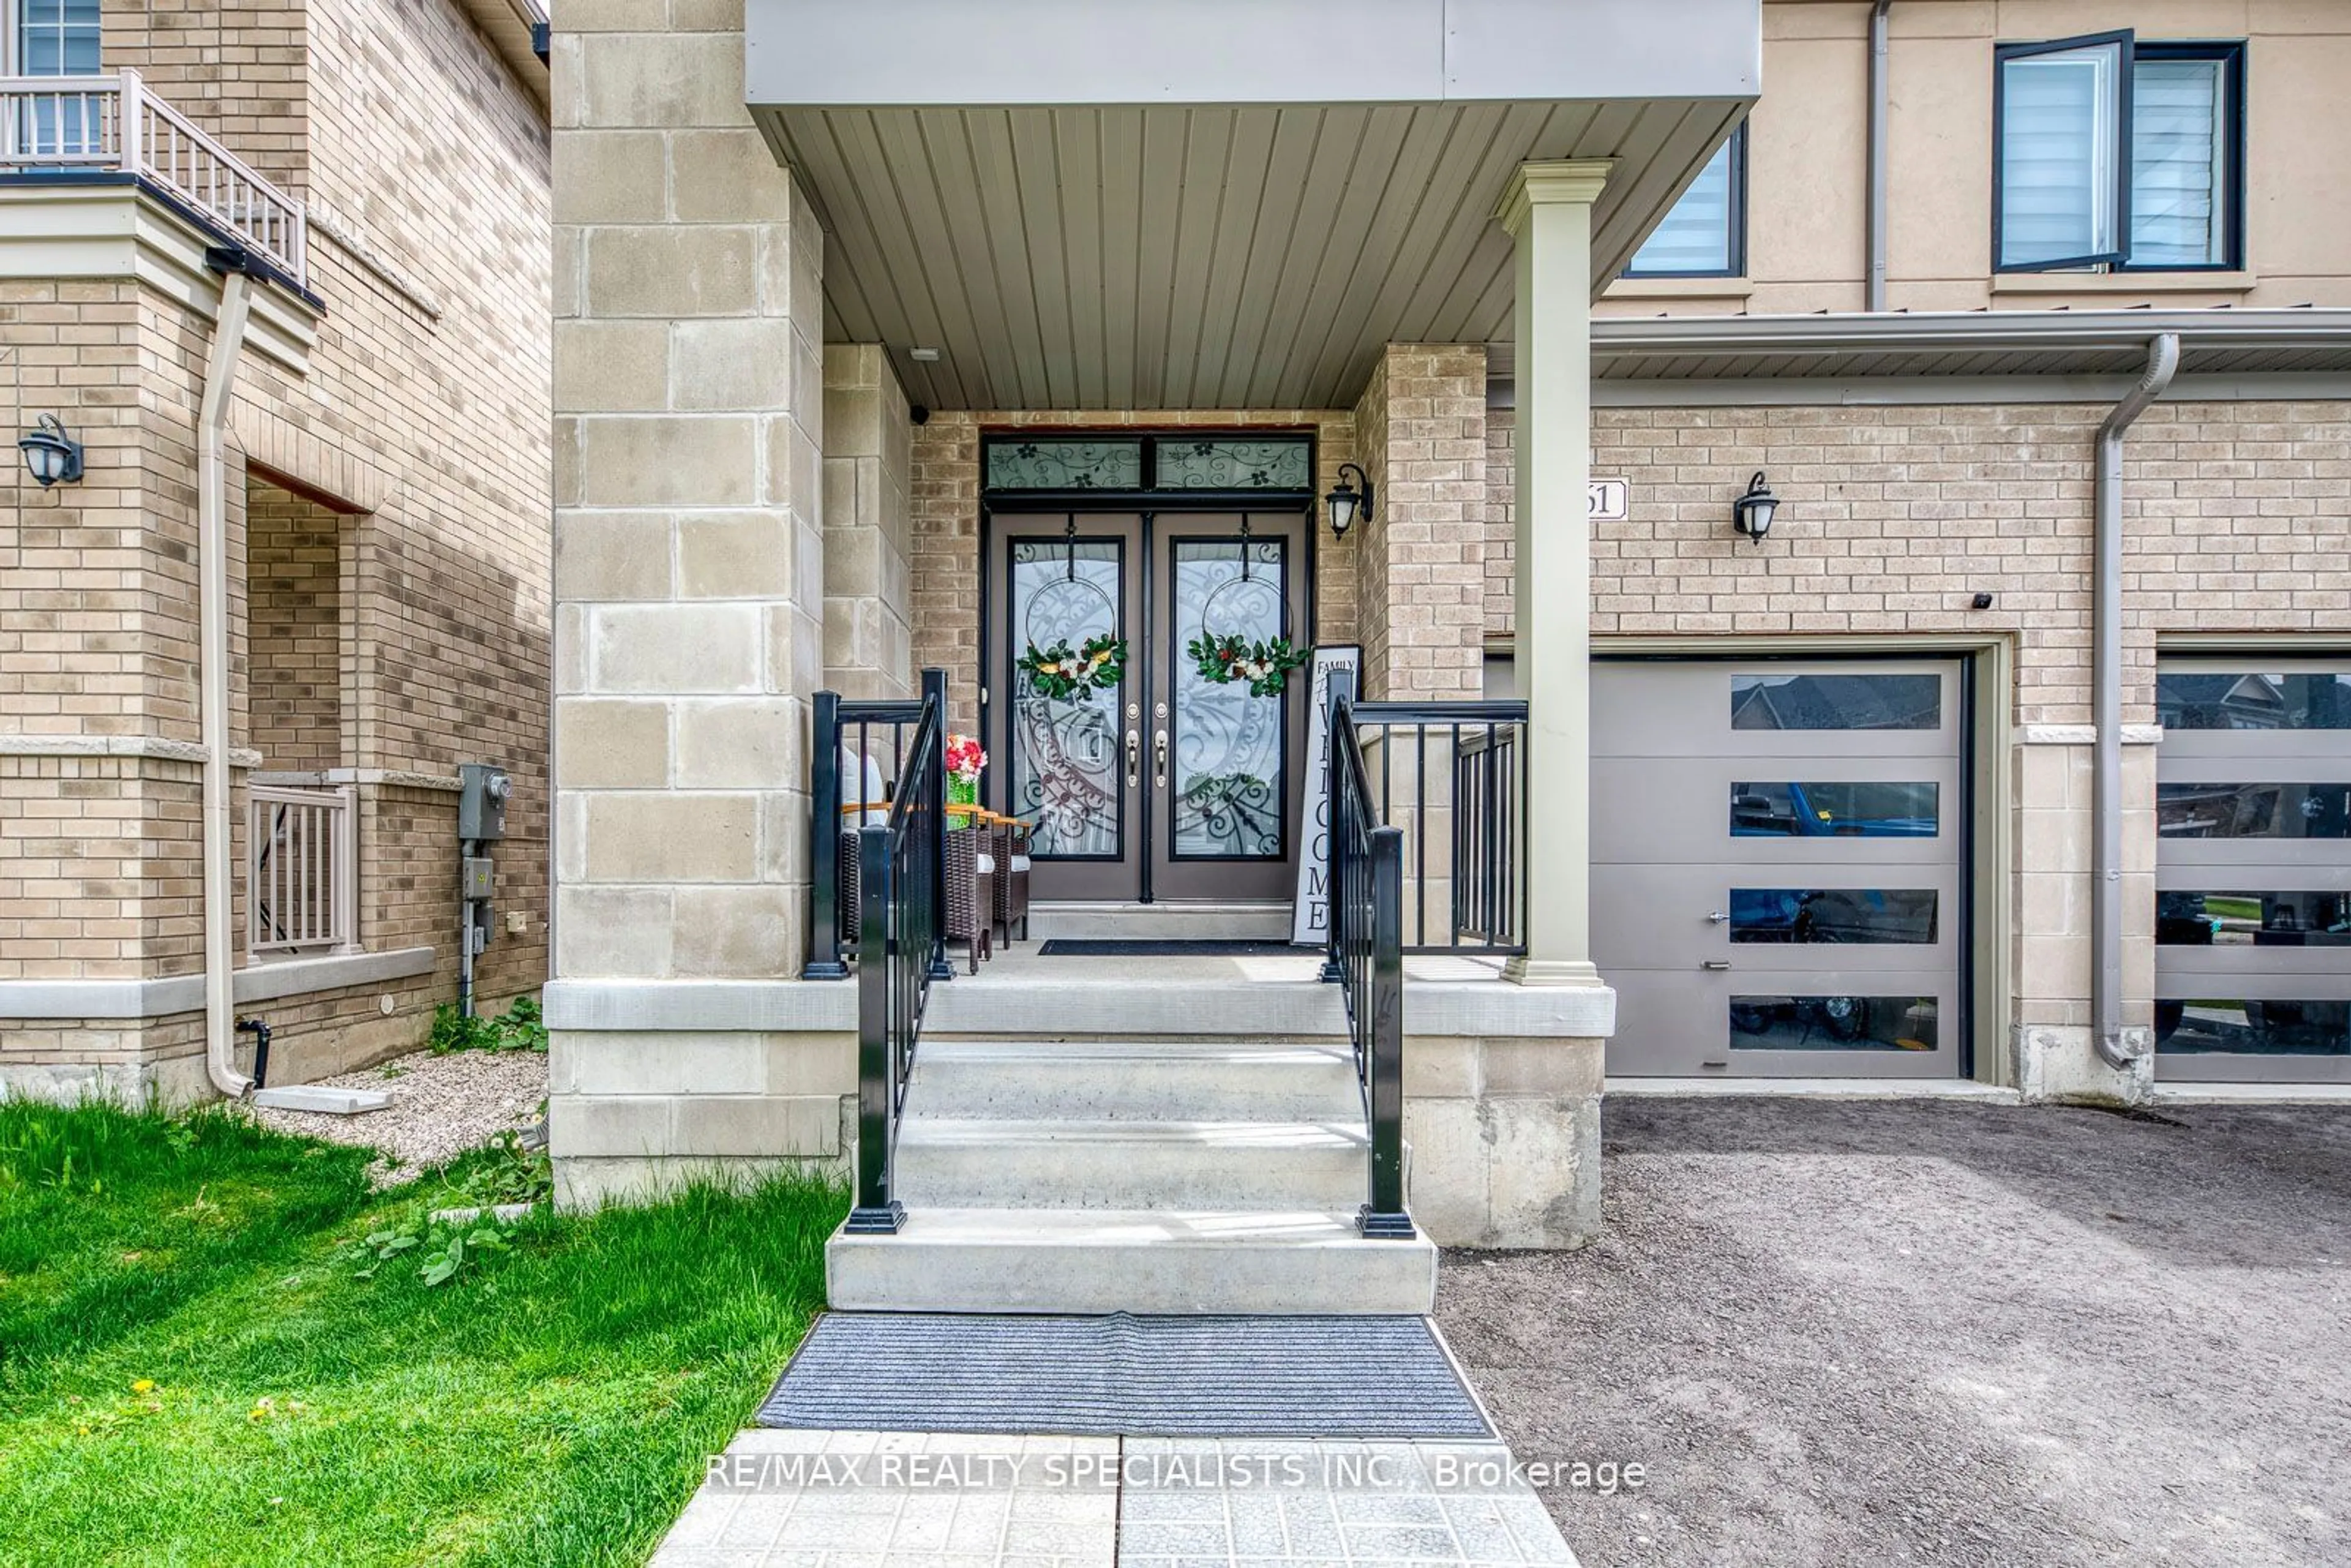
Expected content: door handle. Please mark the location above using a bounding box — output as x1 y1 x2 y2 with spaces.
1153 729 1169 789
1125 729 1141 789
1706 910 1731 924
1702 960 1733 971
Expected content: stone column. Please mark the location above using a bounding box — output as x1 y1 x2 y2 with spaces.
1495 160 1610 988
547 10 850 1208
821 345 914 700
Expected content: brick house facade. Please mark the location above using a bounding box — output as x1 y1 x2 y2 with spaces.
0 0 552 1100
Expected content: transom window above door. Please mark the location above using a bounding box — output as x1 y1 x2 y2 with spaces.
983 434 1314 497
1994 31 2245 272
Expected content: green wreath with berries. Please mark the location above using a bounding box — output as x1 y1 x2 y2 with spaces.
1186 634 1311 697
1022 633 1128 700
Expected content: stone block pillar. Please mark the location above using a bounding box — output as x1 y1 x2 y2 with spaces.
547 9 852 1207
820 345 914 700
1496 161 1610 988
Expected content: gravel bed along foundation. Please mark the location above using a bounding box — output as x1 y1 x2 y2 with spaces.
244 1046 547 1186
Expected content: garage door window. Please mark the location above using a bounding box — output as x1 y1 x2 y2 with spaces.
1731 673 1940 730
2158 891 2351 946
1731 781 1940 836
2158 782 2351 839
1731 997 1939 1052
2158 670 2351 729
1729 888 1939 944
2161 1002 2350 1058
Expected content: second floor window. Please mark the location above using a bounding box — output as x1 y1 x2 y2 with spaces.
1625 125 1745 278
15 0 99 75
1996 31 2244 272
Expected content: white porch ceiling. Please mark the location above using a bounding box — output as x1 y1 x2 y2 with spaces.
743 1 1760 412
763 100 1745 412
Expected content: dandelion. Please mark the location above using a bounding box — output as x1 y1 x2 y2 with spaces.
130 1379 154 1395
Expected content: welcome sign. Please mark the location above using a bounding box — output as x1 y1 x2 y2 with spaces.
1292 645 1362 947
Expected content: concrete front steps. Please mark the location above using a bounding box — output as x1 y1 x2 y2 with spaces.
827 1036 1436 1315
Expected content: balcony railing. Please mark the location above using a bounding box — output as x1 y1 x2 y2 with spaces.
0 69 307 288
248 782 358 956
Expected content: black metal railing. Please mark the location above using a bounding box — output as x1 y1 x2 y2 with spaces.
806 669 950 980
1327 677 1413 1240
844 683 946 1235
1348 700 1529 953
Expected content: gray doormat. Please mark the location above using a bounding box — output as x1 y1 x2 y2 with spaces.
757 1312 1494 1438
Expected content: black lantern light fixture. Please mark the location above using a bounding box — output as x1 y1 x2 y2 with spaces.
1324 462 1374 540
18 414 83 488
1731 470 1777 547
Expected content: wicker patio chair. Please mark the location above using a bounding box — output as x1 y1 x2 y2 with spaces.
943 820 994 973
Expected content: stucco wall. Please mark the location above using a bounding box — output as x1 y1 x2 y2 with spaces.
1600 0 2351 319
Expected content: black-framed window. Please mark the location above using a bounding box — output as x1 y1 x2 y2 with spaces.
1624 125 1745 278
1995 32 2244 272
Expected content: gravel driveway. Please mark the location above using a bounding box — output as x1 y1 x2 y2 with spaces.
1438 1097 2351 1568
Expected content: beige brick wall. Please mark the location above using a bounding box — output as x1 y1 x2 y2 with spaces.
245 479 344 773
1509 401 2351 725
100 1 310 193
1349 345 1486 700
909 410 1359 733
0 0 551 1089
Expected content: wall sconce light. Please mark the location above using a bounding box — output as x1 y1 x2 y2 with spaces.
1325 462 1373 540
1731 470 1777 547
18 415 83 487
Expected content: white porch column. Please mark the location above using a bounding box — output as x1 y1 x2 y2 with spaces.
1496 160 1610 987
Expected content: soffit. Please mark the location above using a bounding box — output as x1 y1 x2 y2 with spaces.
763 98 1749 411
455 0 549 114
1587 310 2351 381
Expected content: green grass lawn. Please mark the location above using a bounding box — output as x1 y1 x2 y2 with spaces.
0 1098 844 1567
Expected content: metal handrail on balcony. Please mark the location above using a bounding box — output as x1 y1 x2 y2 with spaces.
248 782 357 956
0 69 307 287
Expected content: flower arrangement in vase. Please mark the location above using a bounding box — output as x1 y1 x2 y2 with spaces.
945 733 987 815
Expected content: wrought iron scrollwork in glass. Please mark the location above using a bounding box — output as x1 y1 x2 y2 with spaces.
1155 439 1312 491
1172 538 1288 859
1010 539 1123 858
985 440 1144 491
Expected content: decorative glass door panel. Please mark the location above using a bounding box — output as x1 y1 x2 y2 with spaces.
988 511 1310 905
1168 538 1288 859
1008 537 1124 858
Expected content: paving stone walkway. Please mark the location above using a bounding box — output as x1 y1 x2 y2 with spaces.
651 1428 1580 1567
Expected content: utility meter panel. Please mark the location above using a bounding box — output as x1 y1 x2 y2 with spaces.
457 763 511 842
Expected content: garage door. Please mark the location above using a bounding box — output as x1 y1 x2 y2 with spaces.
1595 659 1968 1079
2155 659 2351 1084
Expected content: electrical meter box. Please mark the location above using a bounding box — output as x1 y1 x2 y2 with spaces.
457 763 511 842
462 857 495 901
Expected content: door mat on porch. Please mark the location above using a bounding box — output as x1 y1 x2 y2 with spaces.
1037 939 1307 957
756 1312 1494 1438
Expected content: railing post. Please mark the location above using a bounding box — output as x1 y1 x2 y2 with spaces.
1322 673 1356 985
116 68 142 173
1360 823 1414 1238
920 667 953 982
845 823 906 1234
334 782 360 953
804 689 847 979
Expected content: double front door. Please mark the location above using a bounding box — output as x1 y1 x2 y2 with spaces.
988 511 1310 904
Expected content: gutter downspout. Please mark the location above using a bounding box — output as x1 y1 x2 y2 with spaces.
2091 332 2180 1070
200 264 257 1098
1865 0 1891 312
